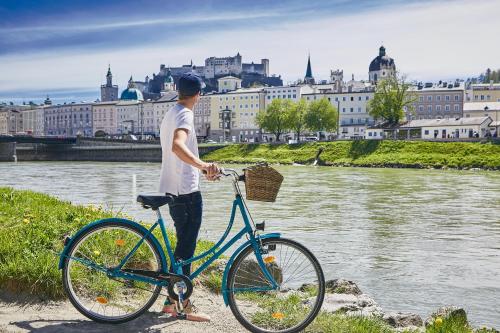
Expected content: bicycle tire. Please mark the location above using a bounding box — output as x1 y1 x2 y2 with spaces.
61 221 165 324
226 237 325 333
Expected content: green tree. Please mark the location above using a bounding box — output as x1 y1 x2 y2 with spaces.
256 99 291 142
305 98 338 136
367 75 416 126
285 99 308 141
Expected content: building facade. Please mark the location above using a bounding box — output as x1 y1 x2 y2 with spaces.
400 117 492 139
217 76 242 93
469 82 500 102
209 88 265 142
410 81 464 120
44 103 93 136
92 101 118 135
463 102 500 124
193 95 211 139
100 65 119 102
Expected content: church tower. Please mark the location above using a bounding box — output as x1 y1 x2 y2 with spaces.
100 65 119 102
304 55 315 84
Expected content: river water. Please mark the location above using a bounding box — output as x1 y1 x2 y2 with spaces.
1 162 499 327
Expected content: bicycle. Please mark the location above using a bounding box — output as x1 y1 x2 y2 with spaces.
59 168 325 333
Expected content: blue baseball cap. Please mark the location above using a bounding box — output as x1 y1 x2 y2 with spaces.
178 71 205 96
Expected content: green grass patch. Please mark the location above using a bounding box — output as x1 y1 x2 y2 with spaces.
202 141 500 170
0 187 217 299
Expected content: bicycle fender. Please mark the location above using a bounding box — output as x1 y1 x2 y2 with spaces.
221 233 281 306
58 218 168 270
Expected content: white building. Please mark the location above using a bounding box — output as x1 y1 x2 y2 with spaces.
217 76 242 93
400 117 492 139
152 92 178 135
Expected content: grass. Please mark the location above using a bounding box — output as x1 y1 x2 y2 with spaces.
0 187 215 299
202 140 500 170
0 187 497 333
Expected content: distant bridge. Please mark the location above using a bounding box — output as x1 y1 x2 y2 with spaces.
0 136 77 144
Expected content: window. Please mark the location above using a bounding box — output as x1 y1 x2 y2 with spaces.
358 96 362 101
427 95 432 101
419 96 424 102
350 96 354 101
436 105 441 111
368 132 372 137
293 94 297 98
454 104 459 112
445 95 450 101
424 130 429 135
437 96 441 101
445 105 450 111
366 96 370 100
350 108 354 112
454 95 459 101
428 105 432 112
342 97 346 101
358 107 362 112
419 105 424 112
342 108 346 113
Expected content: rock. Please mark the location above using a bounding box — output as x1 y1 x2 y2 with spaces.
383 312 423 328
312 293 383 317
325 279 362 295
233 259 283 287
425 306 468 327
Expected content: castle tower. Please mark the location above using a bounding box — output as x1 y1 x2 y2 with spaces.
304 54 315 85
100 65 119 101
330 69 344 92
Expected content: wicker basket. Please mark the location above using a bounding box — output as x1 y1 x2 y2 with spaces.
244 164 284 202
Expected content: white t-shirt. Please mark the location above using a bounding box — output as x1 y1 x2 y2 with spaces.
159 103 200 195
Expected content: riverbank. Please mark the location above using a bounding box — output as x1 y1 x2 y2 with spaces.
1 187 498 332
203 141 500 170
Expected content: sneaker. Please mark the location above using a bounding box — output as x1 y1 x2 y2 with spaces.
162 299 211 322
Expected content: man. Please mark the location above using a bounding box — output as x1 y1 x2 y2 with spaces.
159 72 218 321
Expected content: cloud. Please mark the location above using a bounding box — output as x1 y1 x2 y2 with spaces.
0 0 498 100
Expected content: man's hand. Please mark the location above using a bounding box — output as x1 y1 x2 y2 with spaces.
202 162 220 181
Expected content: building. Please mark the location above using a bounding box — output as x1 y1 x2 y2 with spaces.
116 77 144 135
463 101 499 124
44 102 93 136
100 65 119 102
400 117 493 139
263 85 307 111
0 109 22 135
410 81 464 120
209 87 265 142
304 55 315 84
92 101 118 136
193 95 212 139
203 52 269 79
217 76 242 93
369 46 396 84
468 82 500 102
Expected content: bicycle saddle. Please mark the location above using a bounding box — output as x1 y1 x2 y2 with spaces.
136 195 173 210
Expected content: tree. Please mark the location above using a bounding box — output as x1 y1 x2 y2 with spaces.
256 99 291 142
305 98 338 136
285 99 308 141
367 74 416 126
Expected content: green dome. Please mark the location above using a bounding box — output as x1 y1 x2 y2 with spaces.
120 76 144 101
120 88 144 101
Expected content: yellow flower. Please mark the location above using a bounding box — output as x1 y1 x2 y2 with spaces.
272 312 285 320
115 239 125 247
93 250 101 256
96 296 108 304
435 317 443 327
264 256 276 264
23 218 30 224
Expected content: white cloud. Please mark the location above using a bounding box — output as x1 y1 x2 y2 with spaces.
1 0 498 95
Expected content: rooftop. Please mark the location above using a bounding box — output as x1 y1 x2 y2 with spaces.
463 101 500 111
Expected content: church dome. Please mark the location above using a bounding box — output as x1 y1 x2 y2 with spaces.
369 46 395 72
120 76 144 101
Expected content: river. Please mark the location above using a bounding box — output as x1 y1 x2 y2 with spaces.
1 162 499 328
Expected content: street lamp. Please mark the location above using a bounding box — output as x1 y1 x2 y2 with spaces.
220 106 232 143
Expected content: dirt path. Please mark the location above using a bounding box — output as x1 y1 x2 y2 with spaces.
0 288 247 333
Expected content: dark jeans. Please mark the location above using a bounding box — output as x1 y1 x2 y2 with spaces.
167 191 202 276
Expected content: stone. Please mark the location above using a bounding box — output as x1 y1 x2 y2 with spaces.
383 312 423 328
425 306 468 327
325 279 362 295
233 259 283 287
312 293 383 317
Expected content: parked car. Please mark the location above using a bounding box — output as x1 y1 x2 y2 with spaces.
305 136 319 142
204 139 217 144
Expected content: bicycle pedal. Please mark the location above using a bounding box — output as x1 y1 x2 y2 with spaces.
176 312 187 320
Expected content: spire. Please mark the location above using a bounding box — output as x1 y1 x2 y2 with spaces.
106 64 113 86
106 64 112 77
127 76 135 88
304 54 314 84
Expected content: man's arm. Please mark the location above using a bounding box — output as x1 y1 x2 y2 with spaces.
172 128 219 178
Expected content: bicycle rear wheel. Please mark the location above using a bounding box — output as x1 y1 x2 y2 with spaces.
61 221 165 324
227 237 325 333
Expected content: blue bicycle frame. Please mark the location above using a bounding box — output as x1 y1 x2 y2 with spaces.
60 169 281 305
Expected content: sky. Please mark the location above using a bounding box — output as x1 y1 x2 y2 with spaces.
0 0 499 104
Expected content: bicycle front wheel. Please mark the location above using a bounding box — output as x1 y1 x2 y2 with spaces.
227 237 325 333
62 221 165 324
